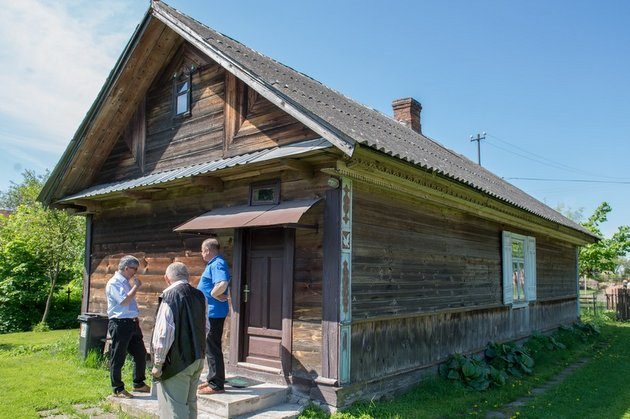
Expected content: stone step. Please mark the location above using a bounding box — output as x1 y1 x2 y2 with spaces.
107 393 159 419
234 402 304 419
197 383 289 417
108 382 290 418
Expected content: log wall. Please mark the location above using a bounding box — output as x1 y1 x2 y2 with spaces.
87 169 331 361
349 180 578 384
292 207 324 378
343 298 576 403
95 43 318 184
537 235 577 299
352 182 502 320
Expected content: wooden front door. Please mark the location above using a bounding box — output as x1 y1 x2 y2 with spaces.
242 228 293 371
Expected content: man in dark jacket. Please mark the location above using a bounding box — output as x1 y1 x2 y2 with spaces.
152 262 208 418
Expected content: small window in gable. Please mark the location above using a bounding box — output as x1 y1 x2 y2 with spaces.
173 67 194 118
502 231 536 307
176 80 190 115
249 180 280 206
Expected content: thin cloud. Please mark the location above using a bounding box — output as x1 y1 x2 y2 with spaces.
0 0 145 155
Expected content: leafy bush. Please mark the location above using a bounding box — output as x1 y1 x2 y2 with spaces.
0 184 84 333
558 321 601 344
484 342 534 378
0 241 50 333
525 331 566 356
46 284 82 330
32 322 51 332
575 321 600 336
438 353 507 390
439 320 601 392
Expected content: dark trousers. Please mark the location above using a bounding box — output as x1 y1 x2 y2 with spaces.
206 317 226 390
108 318 147 393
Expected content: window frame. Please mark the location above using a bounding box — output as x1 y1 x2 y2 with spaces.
173 72 192 119
502 231 537 308
249 180 280 206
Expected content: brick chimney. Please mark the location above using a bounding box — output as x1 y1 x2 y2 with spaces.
392 97 422 133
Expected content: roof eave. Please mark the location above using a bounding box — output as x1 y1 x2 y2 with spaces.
38 6 154 206
150 1 355 158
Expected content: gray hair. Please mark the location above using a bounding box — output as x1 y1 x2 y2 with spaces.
165 262 189 283
118 255 140 272
202 238 220 252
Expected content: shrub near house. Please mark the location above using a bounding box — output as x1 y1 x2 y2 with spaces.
0 172 84 333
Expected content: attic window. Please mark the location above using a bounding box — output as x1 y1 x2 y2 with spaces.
249 180 280 206
173 72 192 118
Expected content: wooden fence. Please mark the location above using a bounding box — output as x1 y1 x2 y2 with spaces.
579 294 598 314
606 292 618 310
618 288 630 321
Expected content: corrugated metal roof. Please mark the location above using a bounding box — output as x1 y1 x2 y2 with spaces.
60 138 331 202
155 2 594 238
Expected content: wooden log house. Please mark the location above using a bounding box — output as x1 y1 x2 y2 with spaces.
39 1 597 408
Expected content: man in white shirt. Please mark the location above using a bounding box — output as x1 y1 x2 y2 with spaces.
152 262 209 418
105 255 150 398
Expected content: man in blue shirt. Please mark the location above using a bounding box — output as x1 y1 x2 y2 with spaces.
105 255 150 398
197 238 230 395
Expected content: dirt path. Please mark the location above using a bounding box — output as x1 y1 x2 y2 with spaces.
484 358 590 419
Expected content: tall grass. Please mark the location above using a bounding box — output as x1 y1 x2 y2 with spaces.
0 329 141 418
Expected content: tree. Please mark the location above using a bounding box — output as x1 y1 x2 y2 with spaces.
0 171 84 332
0 169 48 209
577 202 630 278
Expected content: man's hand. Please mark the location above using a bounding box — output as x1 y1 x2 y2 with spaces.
152 365 162 378
133 276 142 288
210 281 228 299
215 294 228 302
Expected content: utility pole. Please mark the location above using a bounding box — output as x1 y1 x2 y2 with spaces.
469 132 486 165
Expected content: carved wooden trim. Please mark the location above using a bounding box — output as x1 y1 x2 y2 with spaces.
339 177 352 384
323 149 593 245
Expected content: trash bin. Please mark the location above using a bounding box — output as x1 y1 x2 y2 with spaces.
77 313 108 359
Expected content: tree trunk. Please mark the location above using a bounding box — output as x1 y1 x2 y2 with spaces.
41 275 56 325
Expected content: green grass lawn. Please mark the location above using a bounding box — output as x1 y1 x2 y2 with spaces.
516 321 630 418
0 329 135 418
1 319 628 419
301 316 626 418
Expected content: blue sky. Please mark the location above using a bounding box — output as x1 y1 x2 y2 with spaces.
0 0 628 236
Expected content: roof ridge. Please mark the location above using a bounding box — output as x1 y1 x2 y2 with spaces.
52 0 591 238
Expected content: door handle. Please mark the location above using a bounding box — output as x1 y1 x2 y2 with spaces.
243 284 250 303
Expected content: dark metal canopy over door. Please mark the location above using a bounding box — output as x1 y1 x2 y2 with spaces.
238 227 295 372
173 199 321 232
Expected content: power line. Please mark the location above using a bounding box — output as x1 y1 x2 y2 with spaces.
505 177 630 184
469 132 486 165
484 141 575 173
486 133 630 180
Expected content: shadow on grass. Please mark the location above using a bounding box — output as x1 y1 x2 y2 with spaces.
0 343 17 351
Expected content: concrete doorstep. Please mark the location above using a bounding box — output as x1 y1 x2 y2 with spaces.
107 380 305 419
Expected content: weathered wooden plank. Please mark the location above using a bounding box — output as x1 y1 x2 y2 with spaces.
86 168 332 358
352 181 502 318
64 21 183 196
349 298 577 384
292 206 324 377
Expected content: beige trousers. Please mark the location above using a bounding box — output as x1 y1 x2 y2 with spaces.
157 358 205 419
